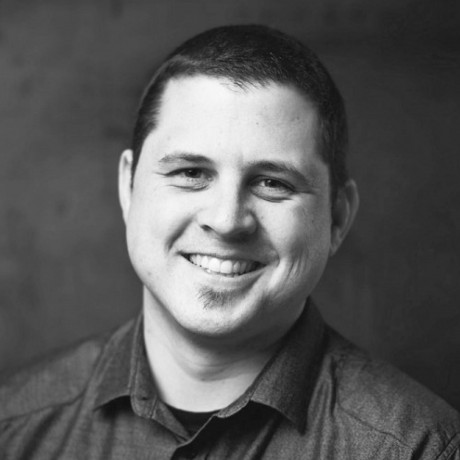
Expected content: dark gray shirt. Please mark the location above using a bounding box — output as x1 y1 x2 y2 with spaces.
1 303 459 459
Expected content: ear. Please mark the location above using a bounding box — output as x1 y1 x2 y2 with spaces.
329 179 359 256
118 149 134 225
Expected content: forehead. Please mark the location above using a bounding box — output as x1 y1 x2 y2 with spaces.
158 75 316 127
148 75 320 157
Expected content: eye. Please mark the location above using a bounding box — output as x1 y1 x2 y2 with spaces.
252 177 294 200
180 168 204 179
259 178 289 189
168 167 212 190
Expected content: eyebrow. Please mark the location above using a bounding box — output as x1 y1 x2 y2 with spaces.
158 152 211 165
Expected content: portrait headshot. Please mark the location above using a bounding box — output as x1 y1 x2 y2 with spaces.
0 1 459 459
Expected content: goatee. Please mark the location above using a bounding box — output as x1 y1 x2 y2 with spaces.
198 287 238 309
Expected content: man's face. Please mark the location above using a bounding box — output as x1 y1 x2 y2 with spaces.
120 76 336 346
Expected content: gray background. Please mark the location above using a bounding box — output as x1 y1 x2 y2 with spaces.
1 0 459 410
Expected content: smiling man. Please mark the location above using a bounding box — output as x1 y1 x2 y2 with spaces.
119 73 340 414
1 25 460 459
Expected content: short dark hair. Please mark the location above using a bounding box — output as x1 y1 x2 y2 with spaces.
131 24 348 198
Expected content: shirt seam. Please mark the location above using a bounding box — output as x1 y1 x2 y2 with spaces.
435 434 460 460
338 402 460 457
0 331 115 423
337 401 412 449
0 391 85 424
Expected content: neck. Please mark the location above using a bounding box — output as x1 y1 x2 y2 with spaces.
142 295 285 412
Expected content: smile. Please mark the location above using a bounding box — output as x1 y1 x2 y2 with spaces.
187 254 260 277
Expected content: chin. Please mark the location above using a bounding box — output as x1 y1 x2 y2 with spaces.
176 295 263 339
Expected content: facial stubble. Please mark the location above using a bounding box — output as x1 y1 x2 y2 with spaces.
197 286 241 309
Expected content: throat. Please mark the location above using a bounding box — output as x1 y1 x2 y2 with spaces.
144 322 277 411
142 293 284 412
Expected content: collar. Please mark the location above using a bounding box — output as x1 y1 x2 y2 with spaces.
93 314 148 409
217 300 326 433
93 300 326 434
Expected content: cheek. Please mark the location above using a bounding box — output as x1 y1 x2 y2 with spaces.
267 202 332 268
128 186 194 242
126 194 192 282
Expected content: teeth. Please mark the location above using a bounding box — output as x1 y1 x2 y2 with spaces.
220 260 233 274
188 255 257 276
209 257 221 273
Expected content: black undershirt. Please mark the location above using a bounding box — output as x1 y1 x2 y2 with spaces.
167 405 219 435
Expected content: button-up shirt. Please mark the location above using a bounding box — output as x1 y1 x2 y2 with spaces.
1 303 460 459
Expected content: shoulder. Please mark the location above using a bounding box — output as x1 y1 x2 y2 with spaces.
0 320 133 422
321 328 460 454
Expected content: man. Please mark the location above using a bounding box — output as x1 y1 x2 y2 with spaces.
1 25 459 459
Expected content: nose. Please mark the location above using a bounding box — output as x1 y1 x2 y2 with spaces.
197 184 257 239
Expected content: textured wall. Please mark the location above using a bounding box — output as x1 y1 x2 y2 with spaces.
0 0 459 409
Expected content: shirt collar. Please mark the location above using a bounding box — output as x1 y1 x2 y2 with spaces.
93 314 146 409
93 300 326 434
218 300 326 433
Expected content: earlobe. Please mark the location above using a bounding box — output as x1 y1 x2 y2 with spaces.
118 149 134 224
329 179 359 256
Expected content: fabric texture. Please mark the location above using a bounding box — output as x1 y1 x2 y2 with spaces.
1 302 459 459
